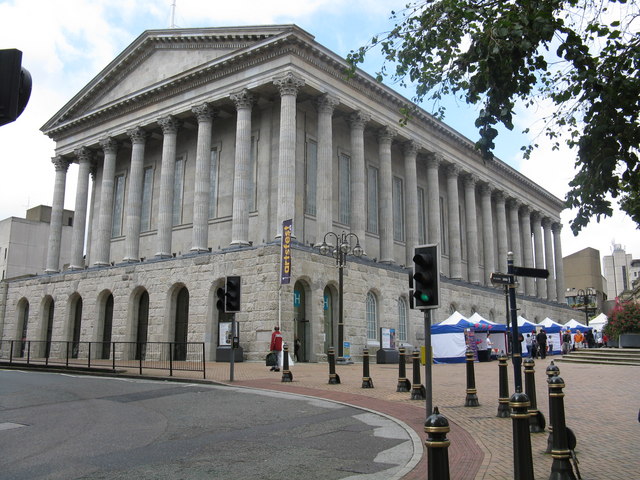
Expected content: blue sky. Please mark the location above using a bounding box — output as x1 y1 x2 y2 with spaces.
0 0 638 263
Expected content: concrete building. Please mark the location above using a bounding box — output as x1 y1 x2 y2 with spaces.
0 26 573 362
0 206 74 280
602 244 634 300
563 247 606 320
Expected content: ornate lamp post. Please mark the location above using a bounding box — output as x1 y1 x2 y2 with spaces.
317 231 363 363
577 288 595 326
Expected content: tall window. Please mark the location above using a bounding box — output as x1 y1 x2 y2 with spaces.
367 166 379 234
339 152 351 225
418 187 426 244
111 174 125 237
392 176 405 241
366 292 378 340
397 297 408 342
305 139 318 216
140 166 154 232
208 147 219 219
172 155 185 226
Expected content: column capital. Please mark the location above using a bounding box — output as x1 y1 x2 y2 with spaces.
531 210 542 223
463 173 477 188
74 147 93 163
348 110 371 130
493 190 505 203
192 103 217 123
377 126 397 144
445 163 460 178
316 93 340 114
519 204 531 215
52 156 71 172
99 137 118 154
552 222 563 234
273 71 305 96
541 216 553 229
506 196 520 210
158 115 182 135
403 140 419 157
230 88 255 110
479 182 493 196
426 152 443 168
127 127 148 144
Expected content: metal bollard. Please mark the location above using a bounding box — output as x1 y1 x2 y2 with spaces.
424 406 451 480
411 349 426 400
497 353 511 417
281 343 293 383
396 347 411 392
546 361 560 453
510 390 535 480
464 349 480 407
328 346 341 384
548 375 578 480
361 348 374 388
524 358 545 432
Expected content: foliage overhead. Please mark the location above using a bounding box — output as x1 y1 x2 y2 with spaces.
346 0 640 234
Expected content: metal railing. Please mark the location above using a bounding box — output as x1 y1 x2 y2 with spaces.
0 340 206 378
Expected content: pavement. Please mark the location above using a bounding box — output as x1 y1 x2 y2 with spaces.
10 355 639 479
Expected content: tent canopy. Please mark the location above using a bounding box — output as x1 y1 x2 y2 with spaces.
589 313 608 326
540 317 563 333
565 319 590 332
468 312 507 332
515 315 539 333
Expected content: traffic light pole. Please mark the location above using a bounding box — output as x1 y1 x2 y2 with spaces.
424 308 433 419
229 314 236 382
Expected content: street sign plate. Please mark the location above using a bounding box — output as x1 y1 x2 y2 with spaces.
512 266 549 278
490 273 514 285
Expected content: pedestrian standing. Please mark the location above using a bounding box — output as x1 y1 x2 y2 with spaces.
270 326 283 372
536 329 548 359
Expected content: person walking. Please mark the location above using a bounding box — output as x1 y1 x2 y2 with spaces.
536 329 548 359
562 330 572 354
270 326 283 372
525 334 534 357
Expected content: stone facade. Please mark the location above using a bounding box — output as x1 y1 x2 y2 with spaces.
0 25 573 361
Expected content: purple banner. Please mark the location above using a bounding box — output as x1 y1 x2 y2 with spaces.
280 219 292 284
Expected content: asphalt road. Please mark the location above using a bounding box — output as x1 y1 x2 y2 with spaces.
0 370 419 479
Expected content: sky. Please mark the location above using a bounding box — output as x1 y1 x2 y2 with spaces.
0 0 638 267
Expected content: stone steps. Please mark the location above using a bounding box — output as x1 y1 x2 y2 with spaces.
556 347 640 366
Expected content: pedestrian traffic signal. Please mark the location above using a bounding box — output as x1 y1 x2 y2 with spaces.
216 286 226 313
225 275 241 313
412 245 439 309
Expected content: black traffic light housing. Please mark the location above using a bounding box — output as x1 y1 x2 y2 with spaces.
0 49 32 127
225 276 241 313
216 286 226 313
412 244 440 309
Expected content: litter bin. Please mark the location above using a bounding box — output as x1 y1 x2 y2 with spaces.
478 349 490 362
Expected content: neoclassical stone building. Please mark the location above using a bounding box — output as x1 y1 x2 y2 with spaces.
0 25 572 362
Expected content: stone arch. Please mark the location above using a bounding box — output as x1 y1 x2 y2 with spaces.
67 292 83 359
365 290 380 344
40 295 55 357
96 289 114 359
128 286 150 360
172 284 190 361
293 277 313 362
15 297 29 357
397 296 409 343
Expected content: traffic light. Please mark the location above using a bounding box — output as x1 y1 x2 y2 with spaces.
0 49 32 127
216 286 226 313
412 244 439 309
408 268 415 310
225 275 241 313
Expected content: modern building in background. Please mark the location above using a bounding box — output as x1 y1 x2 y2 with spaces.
0 26 573 362
602 244 634 300
563 247 606 321
0 206 74 280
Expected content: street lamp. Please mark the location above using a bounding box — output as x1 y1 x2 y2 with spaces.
577 288 595 326
317 231 363 363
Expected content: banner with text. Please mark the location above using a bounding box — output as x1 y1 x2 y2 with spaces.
281 219 292 284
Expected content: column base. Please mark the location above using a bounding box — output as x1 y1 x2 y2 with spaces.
122 257 141 263
229 240 251 247
189 247 210 254
154 253 173 259
44 269 60 274
92 261 111 267
68 265 85 271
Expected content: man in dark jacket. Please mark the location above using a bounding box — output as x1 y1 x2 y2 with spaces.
536 329 548 359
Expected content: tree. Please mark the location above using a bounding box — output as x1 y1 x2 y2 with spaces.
347 0 640 234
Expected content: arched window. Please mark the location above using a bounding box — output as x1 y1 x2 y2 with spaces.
397 297 408 342
366 292 378 340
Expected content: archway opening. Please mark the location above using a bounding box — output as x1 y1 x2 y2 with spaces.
174 286 189 361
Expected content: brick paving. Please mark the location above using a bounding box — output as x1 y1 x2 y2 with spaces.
145 357 638 479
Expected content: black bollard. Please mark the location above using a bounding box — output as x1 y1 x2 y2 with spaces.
497 353 511 418
424 407 451 480
396 346 411 392
281 343 293 382
510 390 535 480
548 375 577 480
546 361 560 453
464 349 480 407
328 346 341 384
361 348 374 388
411 349 426 400
524 358 545 432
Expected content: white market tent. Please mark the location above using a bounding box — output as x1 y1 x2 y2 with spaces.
565 319 590 332
431 311 470 363
589 313 608 332
467 312 508 355
539 317 563 354
515 316 540 357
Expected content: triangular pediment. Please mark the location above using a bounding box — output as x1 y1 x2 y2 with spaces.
42 25 311 133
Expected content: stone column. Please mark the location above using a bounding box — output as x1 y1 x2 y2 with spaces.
191 103 216 252
403 141 419 266
480 183 495 284
494 191 508 273
123 127 148 263
463 174 479 284
426 153 441 246
86 164 97 265
45 156 71 273
316 93 339 241
507 197 523 293
532 211 545 298
69 148 92 270
230 90 254 246
155 115 181 258
542 217 557 301
520 205 535 295
274 72 304 237
446 164 462 279
349 111 370 252
552 222 566 303
93 138 118 266
378 126 396 263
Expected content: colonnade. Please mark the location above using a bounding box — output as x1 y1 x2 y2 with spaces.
43 72 566 302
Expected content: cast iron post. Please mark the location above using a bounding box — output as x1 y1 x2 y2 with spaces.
281 343 293 382
328 346 340 384
510 390 535 480
396 346 411 392
524 358 545 432
464 349 480 407
424 407 451 480
546 361 560 453
411 349 426 400
548 375 577 480
361 347 374 388
497 353 511 417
